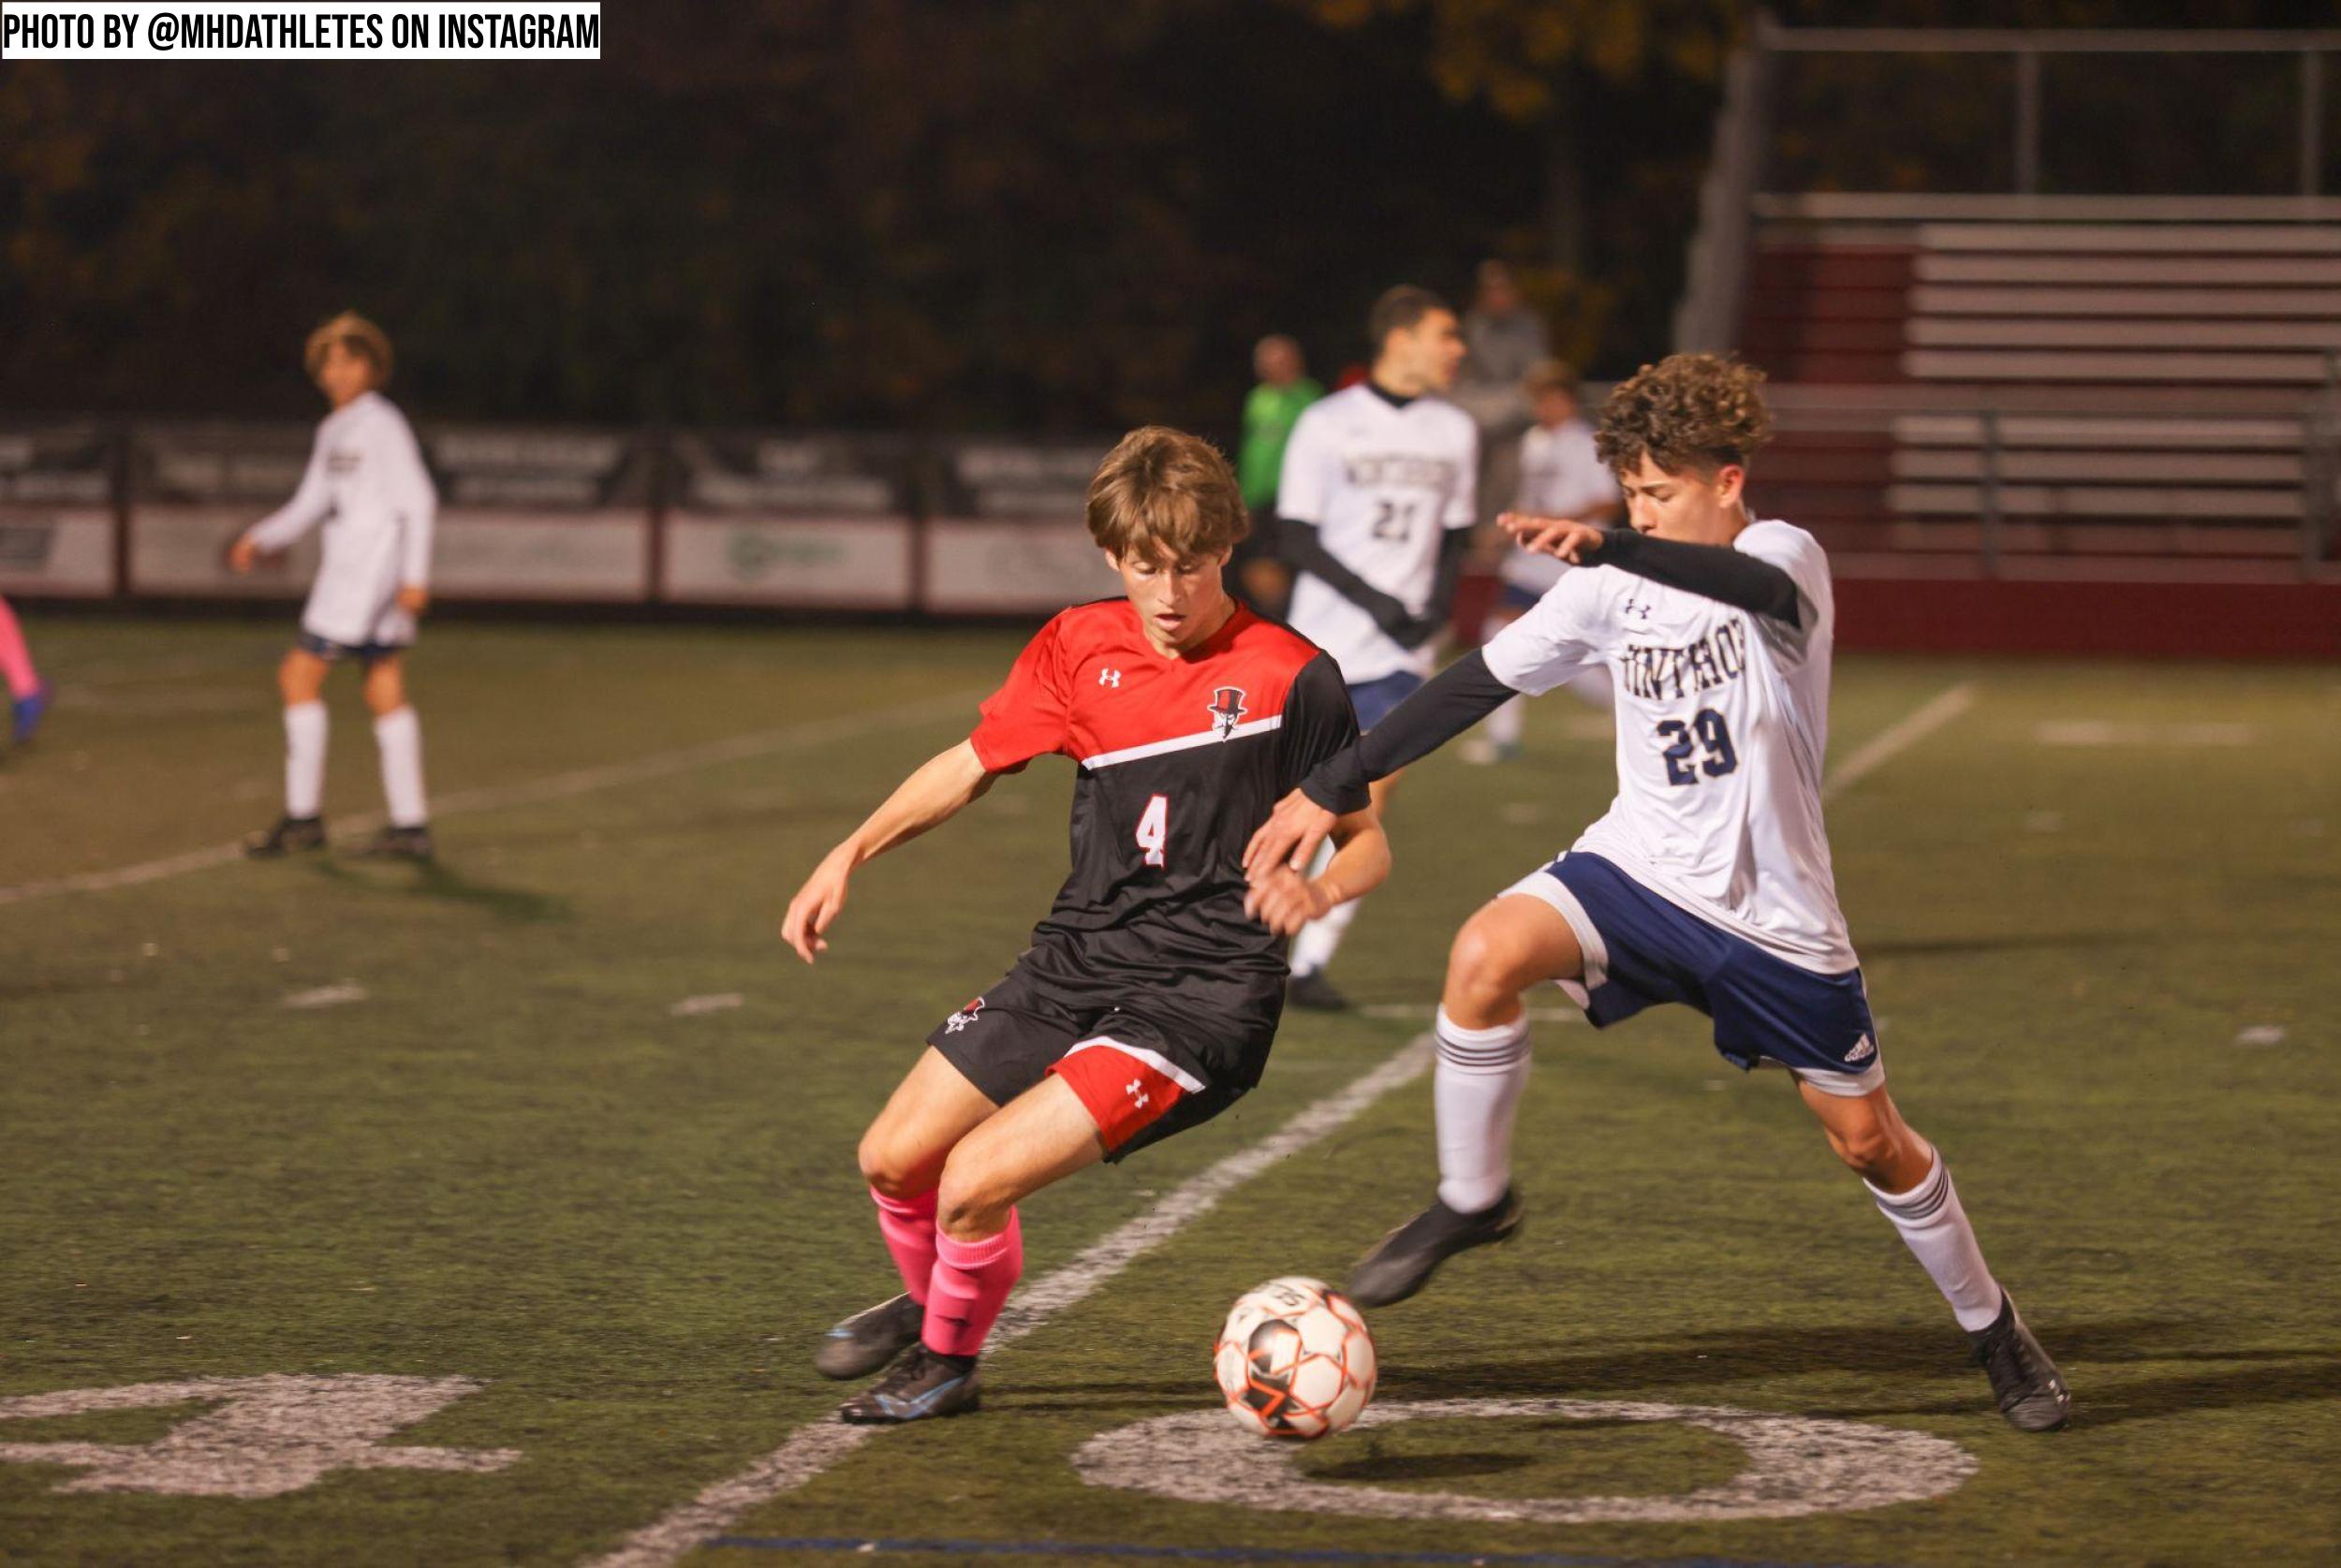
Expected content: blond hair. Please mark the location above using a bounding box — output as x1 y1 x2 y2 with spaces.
1085 427 1250 564
1595 353 1772 476
304 312 393 387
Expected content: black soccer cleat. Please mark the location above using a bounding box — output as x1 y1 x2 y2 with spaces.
1967 1292 2072 1432
353 824 434 860
837 1344 981 1425
814 1292 925 1381
1346 1186 1524 1308
244 814 328 857
1286 970 1351 1012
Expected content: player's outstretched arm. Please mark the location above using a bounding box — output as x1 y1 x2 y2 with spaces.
781 740 999 963
1244 650 1522 876
1500 514 1800 625
232 432 335 571
1244 803 1388 937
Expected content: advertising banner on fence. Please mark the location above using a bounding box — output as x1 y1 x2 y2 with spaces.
427 427 652 600
662 433 917 608
131 422 653 603
924 439 1119 612
0 424 118 596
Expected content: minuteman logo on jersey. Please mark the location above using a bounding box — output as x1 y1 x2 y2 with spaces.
1208 686 1247 740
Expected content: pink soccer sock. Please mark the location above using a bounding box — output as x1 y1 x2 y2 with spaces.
872 1187 939 1305
922 1210 1023 1358
0 597 38 696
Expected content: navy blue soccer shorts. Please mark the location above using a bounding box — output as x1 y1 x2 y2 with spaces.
1505 851 1885 1098
1347 669 1424 732
297 629 408 666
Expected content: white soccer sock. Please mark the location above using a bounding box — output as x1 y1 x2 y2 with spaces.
284 701 328 819
1433 1005 1532 1214
1486 696 1525 749
1867 1152 2006 1332
1288 839 1359 977
372 706 428 828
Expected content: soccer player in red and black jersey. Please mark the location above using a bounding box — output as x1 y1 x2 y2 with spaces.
780 427 1390 1424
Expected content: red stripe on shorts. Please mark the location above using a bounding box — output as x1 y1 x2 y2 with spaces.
1048 1039 1190 1150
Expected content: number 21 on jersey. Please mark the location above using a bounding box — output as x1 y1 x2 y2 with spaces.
1135 794 1170 867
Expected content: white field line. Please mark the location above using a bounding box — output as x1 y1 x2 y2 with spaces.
583 1033 1437 1568
1822 681 1979 803
582 677 1988 1566
0 691 983 909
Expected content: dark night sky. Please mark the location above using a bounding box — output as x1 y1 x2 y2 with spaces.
4 0 2336 432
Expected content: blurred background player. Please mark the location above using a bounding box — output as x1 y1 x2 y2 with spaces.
1231 332 1321 615
228 313 439 859
0 594 49 746
782 427 1386 1425
1274 285 1476 1011
1462 359 1621 765
1248 355 2071 1433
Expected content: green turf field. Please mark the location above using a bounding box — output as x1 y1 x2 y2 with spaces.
2 616 2335 1568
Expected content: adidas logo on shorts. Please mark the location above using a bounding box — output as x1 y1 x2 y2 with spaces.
1844 1033 1876 1063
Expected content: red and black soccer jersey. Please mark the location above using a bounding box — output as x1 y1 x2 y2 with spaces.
969 597 1369 986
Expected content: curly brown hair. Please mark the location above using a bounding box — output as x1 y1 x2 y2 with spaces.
1595 354 1773 477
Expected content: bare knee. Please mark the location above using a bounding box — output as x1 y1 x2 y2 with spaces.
1444 915 1538 1022
1824 1119 1900 1180
278 652 323 705
858 1121 939 1200
362 661 405 716
934 1141 1016 1240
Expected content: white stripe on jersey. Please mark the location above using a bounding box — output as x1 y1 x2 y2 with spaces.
1276 384 1478 683
1481 519 1855 974
1079 714 1283 771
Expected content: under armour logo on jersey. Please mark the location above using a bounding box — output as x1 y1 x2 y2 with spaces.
1623 594 1655 623
1207 685 1248 740
1097 668 1123 688
1845 1033 1876 1063
1125 1077 1150 1109
945 997 986 1033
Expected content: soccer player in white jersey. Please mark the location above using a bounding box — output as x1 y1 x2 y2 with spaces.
1275 286 1477 1010
1461 359 1620 766
1247 355 2071 1432
229 314 438 859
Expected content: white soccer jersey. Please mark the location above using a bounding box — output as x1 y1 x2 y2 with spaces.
1500 418 1620 596
1482 519 1855 973
244 391 437 648
1277 385 1478 682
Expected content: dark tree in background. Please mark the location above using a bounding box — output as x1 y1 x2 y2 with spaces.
1 0 2331 431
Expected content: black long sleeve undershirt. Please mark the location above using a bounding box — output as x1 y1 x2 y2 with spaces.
1299 650 1518 810
1279 519 1471 649
1593 527 1802 627
1414 527 1473 648
1276 518 1412 636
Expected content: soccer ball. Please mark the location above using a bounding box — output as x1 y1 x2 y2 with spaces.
1213 1275 1377 1439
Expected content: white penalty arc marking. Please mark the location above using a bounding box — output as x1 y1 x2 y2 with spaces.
582 1034 1437 1568
1075 1397 1978 1524
0 690 985 909
1822 681 1978 803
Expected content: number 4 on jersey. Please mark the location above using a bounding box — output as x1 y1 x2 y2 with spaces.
1135 794 1170 867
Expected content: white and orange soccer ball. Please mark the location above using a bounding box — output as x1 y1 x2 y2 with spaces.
1213 1275 1377 1439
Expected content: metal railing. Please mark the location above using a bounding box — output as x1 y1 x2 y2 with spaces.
1763 23 2341 198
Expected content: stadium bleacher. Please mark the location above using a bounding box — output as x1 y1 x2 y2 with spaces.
1678 26 2341 652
